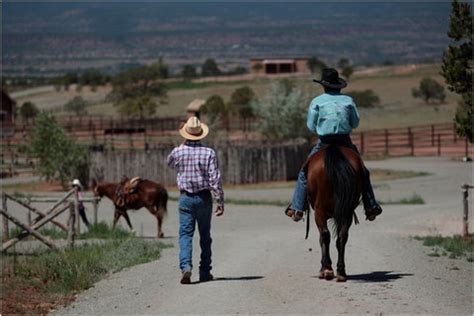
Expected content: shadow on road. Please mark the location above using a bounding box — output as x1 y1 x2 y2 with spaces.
347 271 413 282
191 276 264 284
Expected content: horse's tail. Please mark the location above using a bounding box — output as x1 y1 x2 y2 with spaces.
156 185 168 216
324 146 359 233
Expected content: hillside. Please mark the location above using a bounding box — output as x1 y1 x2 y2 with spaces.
12 64 459 131
3 3 451 75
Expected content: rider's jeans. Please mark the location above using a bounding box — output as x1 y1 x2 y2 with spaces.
290 136 378 213
178 190 213 276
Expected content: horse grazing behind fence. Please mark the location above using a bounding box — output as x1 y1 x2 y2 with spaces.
91 179 168 238
306 145 363 282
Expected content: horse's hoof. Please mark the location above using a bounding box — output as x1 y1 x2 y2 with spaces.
318 271 325 279
158 232 164 238
336 274 347 282
323 269 334 280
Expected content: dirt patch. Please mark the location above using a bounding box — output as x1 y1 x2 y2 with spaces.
0 275 74 315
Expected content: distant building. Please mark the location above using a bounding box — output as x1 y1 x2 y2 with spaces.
250 58 310 75
186 99 206 118
1 90 16 135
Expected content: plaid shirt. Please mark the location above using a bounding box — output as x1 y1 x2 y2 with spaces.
167 141 224 206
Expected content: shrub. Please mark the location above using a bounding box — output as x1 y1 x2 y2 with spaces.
346 90 381 108
252 81 310 140
412 77 446 104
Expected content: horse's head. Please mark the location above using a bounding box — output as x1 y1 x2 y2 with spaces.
90 179 103 198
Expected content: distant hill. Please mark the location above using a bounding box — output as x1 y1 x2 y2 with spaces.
3 2 451 75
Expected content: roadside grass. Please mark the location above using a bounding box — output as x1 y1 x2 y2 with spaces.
380 193 425 205
413 235 473 261
1 228 171 314
169 193 424 207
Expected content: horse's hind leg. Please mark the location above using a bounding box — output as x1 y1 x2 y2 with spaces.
112 209 121 230
149 206 164 239
316 214 333 280
336 225 350 282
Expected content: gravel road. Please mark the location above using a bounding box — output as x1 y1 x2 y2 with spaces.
44 157 473 314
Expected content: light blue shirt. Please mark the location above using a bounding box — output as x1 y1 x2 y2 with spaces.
306 92 360 136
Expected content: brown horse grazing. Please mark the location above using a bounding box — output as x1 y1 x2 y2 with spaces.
306 145 363 282
91 179 168 238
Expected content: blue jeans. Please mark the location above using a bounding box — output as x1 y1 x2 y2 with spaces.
178 190 213 276
291 135 379 212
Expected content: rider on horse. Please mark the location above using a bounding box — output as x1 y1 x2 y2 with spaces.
285 68 382 222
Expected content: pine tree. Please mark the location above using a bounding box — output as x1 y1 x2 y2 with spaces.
440 0 473 142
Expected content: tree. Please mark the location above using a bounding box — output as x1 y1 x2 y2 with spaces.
64 96 88 116
440 0 472 142
181 64 198 80
227 65 248 76
341 66 354 80
412 78 446 104
337 58 350 69
19 101 39 122
307 57 327 74
337 58 354 80
79 69 108 90
228 86 257 122
107 60 168 118
252 81 310 140
26 112 88 188
201 95 228 125
252 62 263 74
201 58 221 77
346 90 381 108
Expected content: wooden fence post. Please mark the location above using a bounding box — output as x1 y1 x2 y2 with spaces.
73 187 80 234
67 202 75 248
431 125 435 146
92 198 98 225
465 138 469 158
461 184 470 239
437 134 441 156
2 193 8 242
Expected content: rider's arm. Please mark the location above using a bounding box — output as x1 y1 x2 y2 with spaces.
349 100 360 129
167 148 177 169
208 150 224 207
306 99 319 134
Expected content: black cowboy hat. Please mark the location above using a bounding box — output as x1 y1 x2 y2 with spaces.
313 68 347 89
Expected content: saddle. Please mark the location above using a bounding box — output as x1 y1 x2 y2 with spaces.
115 177 143 207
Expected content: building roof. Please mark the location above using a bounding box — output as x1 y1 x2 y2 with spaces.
262 59 296 64
186 99 206 112
1 90 16 105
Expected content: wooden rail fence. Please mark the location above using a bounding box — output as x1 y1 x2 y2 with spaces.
1 189 100 251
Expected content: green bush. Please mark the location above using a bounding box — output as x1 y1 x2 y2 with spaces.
346 89 381 108
412 77 446 104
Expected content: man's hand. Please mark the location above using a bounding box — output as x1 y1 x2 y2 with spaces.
215 205 224 216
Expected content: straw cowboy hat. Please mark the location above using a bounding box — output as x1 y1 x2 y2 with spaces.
72 179 83 190
313 68 347 89
179 116 209 141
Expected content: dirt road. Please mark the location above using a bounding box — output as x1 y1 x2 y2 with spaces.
51 157 472 314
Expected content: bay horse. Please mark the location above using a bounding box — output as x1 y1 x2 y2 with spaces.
306 144 363 282
91 179 168 238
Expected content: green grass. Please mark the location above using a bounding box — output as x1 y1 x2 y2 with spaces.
8 221 132 241
8 238 170 294
170 193 424 207
380 193 425 205
413 235 473 261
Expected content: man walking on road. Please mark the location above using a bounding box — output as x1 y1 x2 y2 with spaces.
167 116 224 284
